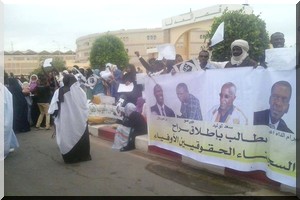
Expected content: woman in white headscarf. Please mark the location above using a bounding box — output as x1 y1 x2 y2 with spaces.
119 103 147 152
225 39 258 68
48 74 91 164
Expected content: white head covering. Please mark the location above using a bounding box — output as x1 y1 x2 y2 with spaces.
124 103 136 117
106 63 112 69
22 81 29 88
231 39 249 52
110 64 118 72
230 39 249 65
100 69 112 81
29 74 38 83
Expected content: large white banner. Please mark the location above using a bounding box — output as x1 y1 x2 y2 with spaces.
144 67 296 187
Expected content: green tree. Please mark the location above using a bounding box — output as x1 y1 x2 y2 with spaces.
89 34 129 70
51 57 67 71
31 56 67 76
207 8 269 62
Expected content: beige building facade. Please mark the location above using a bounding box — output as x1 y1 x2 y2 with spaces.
4 50 76 76
75 26 209 69
75 4 253 69
4 4 253 75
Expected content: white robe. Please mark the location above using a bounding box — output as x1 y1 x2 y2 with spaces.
2 83 19 159
206 105 248 125
48 82 88 155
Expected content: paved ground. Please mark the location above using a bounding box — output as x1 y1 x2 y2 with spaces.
4 127 296 197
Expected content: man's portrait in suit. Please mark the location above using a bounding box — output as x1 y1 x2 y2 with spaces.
150 84 175 117
253 80 293 133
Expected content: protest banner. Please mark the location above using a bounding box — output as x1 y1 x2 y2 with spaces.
144 67 296 187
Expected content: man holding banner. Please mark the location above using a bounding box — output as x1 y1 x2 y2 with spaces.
224 39 258 68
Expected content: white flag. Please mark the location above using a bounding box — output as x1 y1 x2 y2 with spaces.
210 22 224 47
43 58 53 68
156 44 176 60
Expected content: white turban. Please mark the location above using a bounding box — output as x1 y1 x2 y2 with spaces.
106 63 112 69
110 64 118 72
124 103 136 117
230 39 249 65
231 39 249 52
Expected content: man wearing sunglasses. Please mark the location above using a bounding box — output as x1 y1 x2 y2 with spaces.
206 82 248 125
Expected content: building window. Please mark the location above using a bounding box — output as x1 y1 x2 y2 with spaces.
200 34 207 40
120 36 129 42
13 57 25 61
147 35 157 40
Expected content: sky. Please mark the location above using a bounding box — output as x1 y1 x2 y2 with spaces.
2 0 298 52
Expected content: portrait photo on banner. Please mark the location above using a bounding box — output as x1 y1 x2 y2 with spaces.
145 71 206 119
144 67 295 134
251 68 296 134
144 67 296 187
201 67 254 126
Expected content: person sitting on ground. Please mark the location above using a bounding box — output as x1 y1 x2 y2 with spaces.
119 103 147 152
224 39 258 68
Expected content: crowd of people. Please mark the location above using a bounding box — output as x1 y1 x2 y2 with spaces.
4 31 293 161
